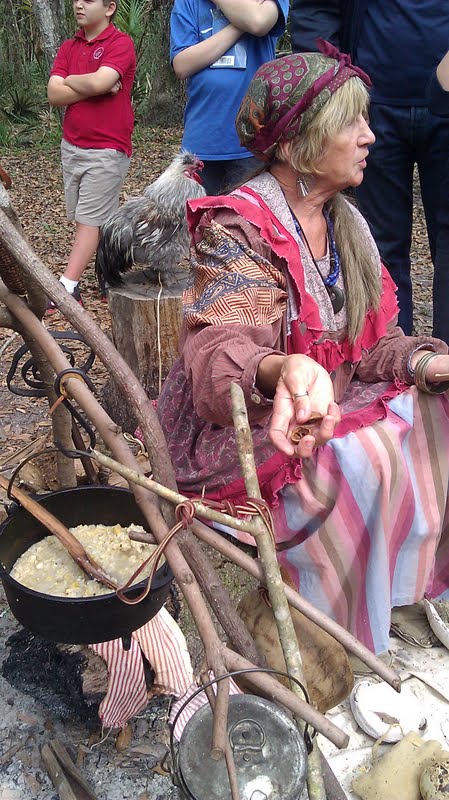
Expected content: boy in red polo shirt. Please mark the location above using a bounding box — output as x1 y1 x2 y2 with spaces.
47 0 136 308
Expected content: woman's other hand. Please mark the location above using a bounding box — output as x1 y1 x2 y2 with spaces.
267 354 341 457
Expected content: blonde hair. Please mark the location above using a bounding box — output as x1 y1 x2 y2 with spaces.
274 77 381 343
282 77 370 177
329 193 381 342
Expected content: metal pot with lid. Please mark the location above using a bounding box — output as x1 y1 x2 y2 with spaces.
173 693 308 800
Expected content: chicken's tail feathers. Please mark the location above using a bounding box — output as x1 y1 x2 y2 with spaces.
95 240 127 288
95 215 135 288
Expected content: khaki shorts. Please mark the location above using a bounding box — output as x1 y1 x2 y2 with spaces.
61 139 130 226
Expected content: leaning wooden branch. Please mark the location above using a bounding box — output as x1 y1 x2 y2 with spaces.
222 648 348 749
0 278 350 751
129 515 400 691
91 443 403 686
0 209 261 668
0 276 230 678
211 674 231 761
102 448 401 690
0 473 118 590
230 382 326 800
91 449 260 536
200 671 241 800
189 518 401 691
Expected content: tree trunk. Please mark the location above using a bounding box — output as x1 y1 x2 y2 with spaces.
31 0 61 71
2 0 27 70
144 0 185 125
49 0 67 42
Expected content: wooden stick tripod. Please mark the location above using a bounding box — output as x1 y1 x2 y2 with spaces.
0 207 401 800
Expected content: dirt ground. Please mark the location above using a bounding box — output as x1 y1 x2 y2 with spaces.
0 130 192 800
0 136 435 799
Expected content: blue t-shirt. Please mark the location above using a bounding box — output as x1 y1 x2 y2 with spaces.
170 0 288 160
356 0 449 106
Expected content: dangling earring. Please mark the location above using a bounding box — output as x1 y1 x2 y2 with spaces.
297 175 309 198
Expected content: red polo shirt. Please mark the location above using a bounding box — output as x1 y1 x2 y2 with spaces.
50 24 136 156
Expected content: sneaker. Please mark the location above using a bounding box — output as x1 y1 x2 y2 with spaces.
46 285 84 314
72 285 84 307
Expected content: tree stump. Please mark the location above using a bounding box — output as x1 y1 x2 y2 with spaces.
102 271 188 431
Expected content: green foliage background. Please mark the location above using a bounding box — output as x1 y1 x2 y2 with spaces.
0 0 291 149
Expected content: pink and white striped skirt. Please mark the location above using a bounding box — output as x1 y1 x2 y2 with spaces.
269 387 449 653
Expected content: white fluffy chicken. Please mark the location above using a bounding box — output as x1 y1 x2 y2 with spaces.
95 152 206 287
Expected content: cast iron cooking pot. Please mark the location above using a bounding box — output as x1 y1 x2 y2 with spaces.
0 485 173 645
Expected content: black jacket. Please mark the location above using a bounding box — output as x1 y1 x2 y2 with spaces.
290 0 370 59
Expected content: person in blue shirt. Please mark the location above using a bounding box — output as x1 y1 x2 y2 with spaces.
290 1 449 338
170 0 289 195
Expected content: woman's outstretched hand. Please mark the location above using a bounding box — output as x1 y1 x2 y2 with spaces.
268 354 341 457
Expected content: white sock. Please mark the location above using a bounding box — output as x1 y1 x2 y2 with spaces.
59 276 78 294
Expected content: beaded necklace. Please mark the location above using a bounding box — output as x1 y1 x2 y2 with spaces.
290 207 345 314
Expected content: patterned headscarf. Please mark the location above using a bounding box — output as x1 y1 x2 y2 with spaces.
236 39 372 162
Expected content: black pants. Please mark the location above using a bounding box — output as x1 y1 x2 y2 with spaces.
433 158 449 343
201 156 261 195
356 103 449 336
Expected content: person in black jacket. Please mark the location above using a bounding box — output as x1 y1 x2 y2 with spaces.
427 50 449 344
290 1 449 338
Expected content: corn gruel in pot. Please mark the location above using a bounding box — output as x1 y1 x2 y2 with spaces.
10 523 161 598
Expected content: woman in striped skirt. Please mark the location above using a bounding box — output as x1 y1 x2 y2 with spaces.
158 43 449 654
